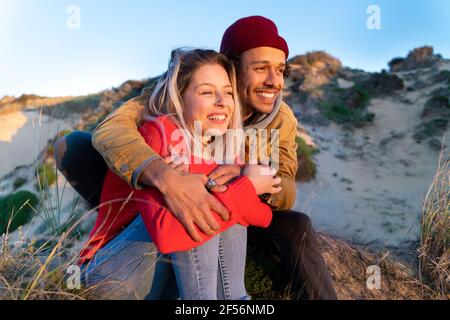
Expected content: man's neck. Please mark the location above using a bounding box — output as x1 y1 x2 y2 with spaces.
243 111 253 122
243 111 259 127
242 103 256 124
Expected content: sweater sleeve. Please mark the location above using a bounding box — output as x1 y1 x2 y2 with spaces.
133 188 239 254
133 176 272 254
213 176 272 228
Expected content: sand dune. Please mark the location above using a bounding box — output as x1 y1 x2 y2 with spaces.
0 111 28 142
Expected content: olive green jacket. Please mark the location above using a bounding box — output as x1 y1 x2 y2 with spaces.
92 88 298 211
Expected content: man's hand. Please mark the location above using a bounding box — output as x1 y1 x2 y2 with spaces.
139 159 230 242
208 164 243 192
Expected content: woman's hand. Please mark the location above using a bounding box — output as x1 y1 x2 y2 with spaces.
242 164 282 196
207 164 242 191
163 155 189 174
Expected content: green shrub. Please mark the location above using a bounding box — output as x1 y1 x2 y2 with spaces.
434 70 450 84
59 95 101 113
36 164 57 189
46 95 101 119
413 118 449 143
0 191 39 234
295 136 317 182
13 178 27 190
245 259 275 298
319 86 374 127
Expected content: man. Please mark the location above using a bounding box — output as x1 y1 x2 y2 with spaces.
55 16 337 300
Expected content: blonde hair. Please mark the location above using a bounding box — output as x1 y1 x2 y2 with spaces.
145 48 243 163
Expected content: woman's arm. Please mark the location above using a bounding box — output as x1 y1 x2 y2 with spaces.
133 119 271 254
213 176 272 228
134 188 238 254
133 176 271 254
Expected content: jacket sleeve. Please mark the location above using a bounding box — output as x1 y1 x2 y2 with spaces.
91 91 161 189
267 104 298 211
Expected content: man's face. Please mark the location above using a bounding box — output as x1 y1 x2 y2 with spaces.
237 47 286 116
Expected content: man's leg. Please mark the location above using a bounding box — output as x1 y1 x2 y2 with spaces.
248 210 337 300
54 131 108 208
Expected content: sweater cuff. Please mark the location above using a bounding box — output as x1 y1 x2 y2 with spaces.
216 177 272 228
223 176 258 203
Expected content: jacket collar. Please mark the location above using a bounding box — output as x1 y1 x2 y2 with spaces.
243 94 282 130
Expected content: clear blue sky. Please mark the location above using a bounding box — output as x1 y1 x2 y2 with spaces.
1 0 449 97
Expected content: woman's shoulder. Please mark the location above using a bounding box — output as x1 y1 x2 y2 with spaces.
138 115 183 156
139 115 182 140
140 115 179 132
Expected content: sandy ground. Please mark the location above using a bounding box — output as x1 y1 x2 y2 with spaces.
0 110 71 174
0 109 84 244
0 111 28 142
294 63 450 249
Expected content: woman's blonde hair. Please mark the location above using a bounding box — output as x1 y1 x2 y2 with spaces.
145 48 243 163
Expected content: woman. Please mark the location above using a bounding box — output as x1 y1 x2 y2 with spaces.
79 49 281 300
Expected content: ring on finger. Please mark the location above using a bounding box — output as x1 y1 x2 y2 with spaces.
205 178 217 190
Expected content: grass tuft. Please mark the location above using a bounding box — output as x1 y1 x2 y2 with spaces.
418 146 450 299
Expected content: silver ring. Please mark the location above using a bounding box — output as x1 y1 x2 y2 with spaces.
206 178 217 190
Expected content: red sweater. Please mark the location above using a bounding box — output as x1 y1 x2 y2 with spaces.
79 116 272 263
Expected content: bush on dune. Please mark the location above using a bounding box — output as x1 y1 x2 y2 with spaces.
319 86 374 127
36 163 57 189
0 191 39 234
295 136 318 182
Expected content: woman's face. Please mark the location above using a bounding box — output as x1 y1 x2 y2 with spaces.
182 63 235 137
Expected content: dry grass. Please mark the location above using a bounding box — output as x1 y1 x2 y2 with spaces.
418 146 450 299
317 233 436 300
0 205 95 300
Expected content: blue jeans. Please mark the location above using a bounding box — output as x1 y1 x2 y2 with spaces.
81 215 178 300
171 224 250 300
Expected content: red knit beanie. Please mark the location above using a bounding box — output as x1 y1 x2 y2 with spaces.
220 16 289 59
